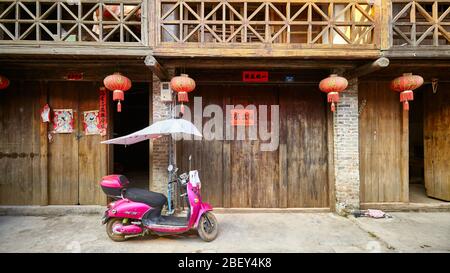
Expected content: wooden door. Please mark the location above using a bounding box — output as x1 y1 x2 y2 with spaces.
78 85 107 205
229 87 279 208
0 81 44 205
281 85 329 207
359 81 408 203
48 82 107 205
48 82 80 205
424 84 450 201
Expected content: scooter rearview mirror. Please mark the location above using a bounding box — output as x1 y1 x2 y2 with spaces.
167 164 174 172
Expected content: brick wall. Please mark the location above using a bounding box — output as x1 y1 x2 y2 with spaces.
333 78 360 215
150 74 171 194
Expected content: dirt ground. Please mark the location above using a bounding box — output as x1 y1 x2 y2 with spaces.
0 212 449 253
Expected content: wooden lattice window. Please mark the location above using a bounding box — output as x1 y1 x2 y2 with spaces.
159 0 376 46
392 0 450 47
0 0 145 44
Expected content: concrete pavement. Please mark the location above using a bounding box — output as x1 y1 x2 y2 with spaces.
0 212 449 253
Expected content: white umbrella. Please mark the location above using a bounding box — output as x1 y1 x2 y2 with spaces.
101 118 202 145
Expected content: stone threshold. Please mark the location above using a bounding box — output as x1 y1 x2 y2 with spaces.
0 206 331 216
0 206 105 216
213 208 331 213
360 202 450 212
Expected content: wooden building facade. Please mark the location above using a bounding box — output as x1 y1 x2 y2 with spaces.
0 0 449 211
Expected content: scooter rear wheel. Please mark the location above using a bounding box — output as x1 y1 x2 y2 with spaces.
197 212 218 242
106 218 127 242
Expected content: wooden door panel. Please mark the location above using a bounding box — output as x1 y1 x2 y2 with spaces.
0 81 42 204
178 87 225 207
230 87 279 208
424 84 450 201
78 84 107 205
359 81 405 203
282 86 328 207
48 82 79 205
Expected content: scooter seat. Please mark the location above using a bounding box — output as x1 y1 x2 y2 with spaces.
124 188 167 208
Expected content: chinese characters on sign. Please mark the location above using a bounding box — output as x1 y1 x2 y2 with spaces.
242 71 269 83
98 87 108 136
230 109 255 126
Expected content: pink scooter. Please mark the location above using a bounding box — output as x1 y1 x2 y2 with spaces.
100 170 218 242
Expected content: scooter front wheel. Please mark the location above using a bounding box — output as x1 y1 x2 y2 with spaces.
106 218 127 242
197 212 219 242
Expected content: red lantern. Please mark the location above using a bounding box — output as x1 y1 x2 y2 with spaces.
170 74 196 114
390 73 423 111
319 74 348 112
103 72 132 112
0 75 10 90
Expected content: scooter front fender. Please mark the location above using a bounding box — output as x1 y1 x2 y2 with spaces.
194 202 213 228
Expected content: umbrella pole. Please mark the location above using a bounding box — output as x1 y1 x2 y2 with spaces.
167 135 174 215
167 95 176 215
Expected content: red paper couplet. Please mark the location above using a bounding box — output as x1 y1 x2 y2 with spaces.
99 87 108 136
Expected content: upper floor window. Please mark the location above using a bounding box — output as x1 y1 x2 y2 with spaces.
392 0 450 47
159 0 376 46
0 0 145 45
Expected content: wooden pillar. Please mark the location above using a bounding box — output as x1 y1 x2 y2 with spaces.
400 109 409 202
327 104 336 212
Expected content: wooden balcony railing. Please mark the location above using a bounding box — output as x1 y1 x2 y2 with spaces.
391 0 450 48
0 0 148 47
156 0 380 53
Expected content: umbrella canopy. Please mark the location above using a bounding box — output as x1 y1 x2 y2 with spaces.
101 118 202 145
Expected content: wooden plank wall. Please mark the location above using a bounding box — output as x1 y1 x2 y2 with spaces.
178 84 329 208
0 80 109 205
0 81 44 205
359 81 408 203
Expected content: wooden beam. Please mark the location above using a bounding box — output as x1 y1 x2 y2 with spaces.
382 48 450 59
0 64 151 82
0 45 152 57
154 47 381 59
344 57 390 79
144 55 169 81
160 58 358 70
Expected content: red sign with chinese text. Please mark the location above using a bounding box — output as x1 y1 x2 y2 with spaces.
242 71 269 82
66 72 84 81
230 109 255 126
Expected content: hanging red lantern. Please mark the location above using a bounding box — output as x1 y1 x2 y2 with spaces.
103 72 132 112
0 75 10 90
319 74 348 112
390 73 423 111
170 74 196 114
